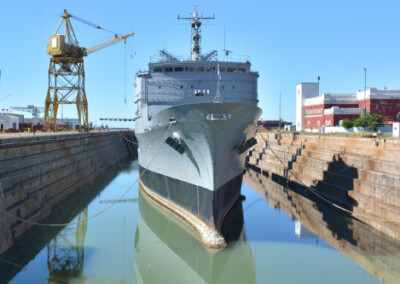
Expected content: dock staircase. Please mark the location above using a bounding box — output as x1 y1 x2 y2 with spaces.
247 133 400 240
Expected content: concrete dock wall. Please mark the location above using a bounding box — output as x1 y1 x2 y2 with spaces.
0 131 137 254
247 133 400 240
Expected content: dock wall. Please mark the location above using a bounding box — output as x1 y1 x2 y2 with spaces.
247 133 400 240
0 131 137 254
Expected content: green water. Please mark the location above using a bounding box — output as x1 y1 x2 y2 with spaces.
2 160 398 283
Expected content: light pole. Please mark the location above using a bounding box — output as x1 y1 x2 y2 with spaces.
279 92 282 131
0 94 12 104
363 68 367 127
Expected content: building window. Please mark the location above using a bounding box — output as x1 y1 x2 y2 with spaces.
307 121 310 128
317 121 320 128
190 85 193 89
164 67 173 72
175 67 184 72
158 86 161 89
397 112 400 122
232 86 235 90
180 85 183 89
153 67 162 73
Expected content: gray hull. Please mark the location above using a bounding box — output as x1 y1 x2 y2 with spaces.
134 190 256 284
136 102 261 233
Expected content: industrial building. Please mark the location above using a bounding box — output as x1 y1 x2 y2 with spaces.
296 83 400 131
257 120 292 131
0 109 24 130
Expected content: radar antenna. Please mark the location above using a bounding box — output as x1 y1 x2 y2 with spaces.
178 5 215 61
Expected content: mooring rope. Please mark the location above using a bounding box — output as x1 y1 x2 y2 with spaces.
0 123 172 227
119 131 138 145
254 127 400 225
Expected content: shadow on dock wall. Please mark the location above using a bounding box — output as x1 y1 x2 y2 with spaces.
289 155 359 210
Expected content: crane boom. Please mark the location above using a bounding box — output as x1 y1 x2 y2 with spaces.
10 105 44 117
87 32 134 55
45 9 134 132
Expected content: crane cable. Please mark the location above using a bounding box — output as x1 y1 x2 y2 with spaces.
254 126 400 225
0 123 173 227
69 13 121 36
124 40 127 105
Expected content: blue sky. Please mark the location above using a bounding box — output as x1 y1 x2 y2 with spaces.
1 0 400 127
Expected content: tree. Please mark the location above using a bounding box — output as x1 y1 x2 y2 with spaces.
354 114 382 131
342 118 354 129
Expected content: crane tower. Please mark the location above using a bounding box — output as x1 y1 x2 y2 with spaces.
45 9 134 131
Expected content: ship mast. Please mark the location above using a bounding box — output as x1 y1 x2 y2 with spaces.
178 5 215 61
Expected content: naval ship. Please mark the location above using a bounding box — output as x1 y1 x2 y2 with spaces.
134 7 261 247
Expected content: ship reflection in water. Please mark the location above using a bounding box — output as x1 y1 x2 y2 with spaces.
2 160 400 283
134 188 255 284
244 166 400 284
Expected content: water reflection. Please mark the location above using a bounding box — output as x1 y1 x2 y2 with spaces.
2 159 399 283
134 188 256 284
244 166 400 284
0 159 131 284
46 208 87 284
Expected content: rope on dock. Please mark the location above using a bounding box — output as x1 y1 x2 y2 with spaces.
119 131 138 145
0 123 173 227
254 126 400 225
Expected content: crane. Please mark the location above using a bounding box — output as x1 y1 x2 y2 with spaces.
10 105 44 117
44 9 134 131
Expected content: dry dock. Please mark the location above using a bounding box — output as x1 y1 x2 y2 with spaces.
247 133 400 240
0 131 137 254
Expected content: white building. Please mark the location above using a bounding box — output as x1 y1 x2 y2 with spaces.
0 109 24 123
0 114 20 130
296 83 319 131
0 119 5 131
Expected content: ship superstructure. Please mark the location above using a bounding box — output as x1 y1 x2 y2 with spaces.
135 6 261 247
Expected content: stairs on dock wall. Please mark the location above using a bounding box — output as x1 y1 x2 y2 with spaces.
300 136 400 240
247 133 400 240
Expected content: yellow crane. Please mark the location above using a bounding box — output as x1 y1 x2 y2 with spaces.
45 9 134 131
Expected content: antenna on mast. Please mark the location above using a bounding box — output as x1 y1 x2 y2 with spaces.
222 24 232 60
178 5 215 61
279 92 282 131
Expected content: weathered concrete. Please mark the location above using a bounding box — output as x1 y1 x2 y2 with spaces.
247 132 400 240
0 131 137 254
